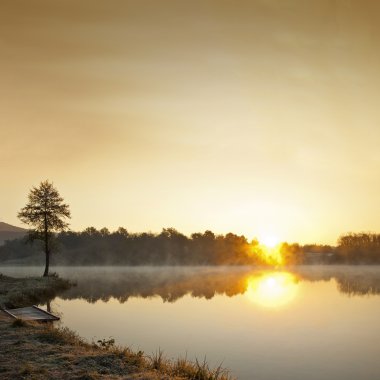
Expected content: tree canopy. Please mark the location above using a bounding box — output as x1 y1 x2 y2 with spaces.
18 180 71 276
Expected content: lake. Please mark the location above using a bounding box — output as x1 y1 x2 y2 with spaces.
1 265 380 380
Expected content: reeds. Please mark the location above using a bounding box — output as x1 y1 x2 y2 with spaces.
148 349 233 380
91 335 234 379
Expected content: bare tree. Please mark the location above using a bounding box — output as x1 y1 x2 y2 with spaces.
18 180 71 276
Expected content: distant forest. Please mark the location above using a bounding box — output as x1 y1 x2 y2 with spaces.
0 228 379 266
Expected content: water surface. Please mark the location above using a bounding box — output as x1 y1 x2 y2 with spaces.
2 266 380 380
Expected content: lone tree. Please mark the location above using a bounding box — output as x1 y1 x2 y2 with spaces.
18 180 71 276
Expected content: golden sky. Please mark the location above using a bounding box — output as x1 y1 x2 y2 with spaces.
1 0 380 244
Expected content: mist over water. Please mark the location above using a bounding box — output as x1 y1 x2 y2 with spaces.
2 265 380 380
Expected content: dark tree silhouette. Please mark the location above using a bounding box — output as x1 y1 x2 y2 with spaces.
337 232 380 263
18 180 71 276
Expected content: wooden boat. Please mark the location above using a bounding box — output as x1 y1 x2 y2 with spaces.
2 305 60 321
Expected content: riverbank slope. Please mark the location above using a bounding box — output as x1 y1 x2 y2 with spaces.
0 275 232 380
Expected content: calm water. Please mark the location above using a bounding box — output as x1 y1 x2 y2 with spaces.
2 265 380 380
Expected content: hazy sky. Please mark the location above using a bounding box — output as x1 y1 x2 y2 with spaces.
1 0 380 244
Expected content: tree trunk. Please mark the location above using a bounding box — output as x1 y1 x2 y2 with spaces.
43 249 50 277
43 212 49 277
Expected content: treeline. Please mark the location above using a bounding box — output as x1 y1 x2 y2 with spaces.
1 228 380 266
286 233 380 264
303 232 380 264
0 227 302 266
336 233 380 264
57 227 253 265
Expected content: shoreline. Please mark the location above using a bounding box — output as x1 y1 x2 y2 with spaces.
0 275 233 380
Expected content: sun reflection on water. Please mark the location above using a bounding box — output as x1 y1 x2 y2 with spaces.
245 272 299 308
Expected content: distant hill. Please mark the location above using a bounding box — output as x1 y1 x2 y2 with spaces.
0 222 27 245
0 222 27 232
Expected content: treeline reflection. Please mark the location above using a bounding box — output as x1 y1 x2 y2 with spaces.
57 266 380 304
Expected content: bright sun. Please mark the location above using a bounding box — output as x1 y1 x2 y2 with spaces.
260 235 279 248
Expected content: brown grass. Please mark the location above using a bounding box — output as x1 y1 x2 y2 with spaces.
0 273 72 308
0 275 234 380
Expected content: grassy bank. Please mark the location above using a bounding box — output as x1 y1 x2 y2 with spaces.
0 274 72 308
0 275 233 380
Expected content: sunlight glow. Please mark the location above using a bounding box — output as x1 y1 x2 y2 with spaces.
260 235 279 248
253 234 285 265
253 237 284 265
258 244 284 266
245 272 299 308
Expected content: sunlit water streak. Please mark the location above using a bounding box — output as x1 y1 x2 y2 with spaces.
2 266 380 380
245 272 298 308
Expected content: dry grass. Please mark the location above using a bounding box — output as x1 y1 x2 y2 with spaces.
0 318 234 380
0 317 173 379
147 349 233 379
0 275 234 380
0 273 72 308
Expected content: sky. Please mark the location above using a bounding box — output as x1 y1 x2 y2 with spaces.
1 0 380 244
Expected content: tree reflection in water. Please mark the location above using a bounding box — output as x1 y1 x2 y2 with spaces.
53 266 380 305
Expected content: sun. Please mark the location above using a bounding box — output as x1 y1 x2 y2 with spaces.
260 234 279 248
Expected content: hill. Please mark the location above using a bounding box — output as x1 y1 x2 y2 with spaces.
0 222 27 245
0 222 26 232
